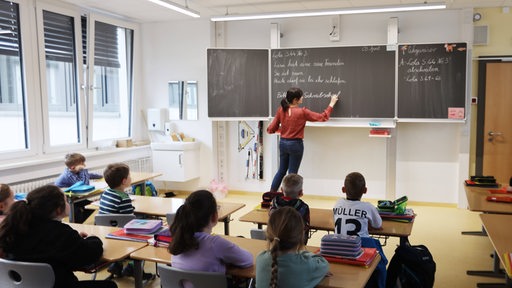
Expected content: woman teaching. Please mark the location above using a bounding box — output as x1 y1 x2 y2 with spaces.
267 87 339 192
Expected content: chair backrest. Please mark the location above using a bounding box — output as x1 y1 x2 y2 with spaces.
0 258 55 288
94 214 136 227
157 264 227 288
166 213 176 226
250 228 267 240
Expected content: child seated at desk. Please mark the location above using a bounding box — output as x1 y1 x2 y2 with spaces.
168 190 253 286
98 163 134 215
256 206 330 288
54 153 102 188
0 185 117 288
0 184 14 222
98 163 151 279
269 173 310 244
333 171 387 288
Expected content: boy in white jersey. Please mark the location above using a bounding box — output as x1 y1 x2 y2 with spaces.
333 172 386 288
333 172 382 236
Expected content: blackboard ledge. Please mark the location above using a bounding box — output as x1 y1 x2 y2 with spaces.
209 117 271 121
397 118 466 123
306 119 396 128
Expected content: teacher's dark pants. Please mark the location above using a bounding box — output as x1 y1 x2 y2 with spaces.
270 138 304 192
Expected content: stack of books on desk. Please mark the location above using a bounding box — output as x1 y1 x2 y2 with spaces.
318 234 378 268
465 176 499 188
106 219 165 243
379 208 416 222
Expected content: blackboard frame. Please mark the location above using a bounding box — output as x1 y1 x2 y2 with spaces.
397 42 468 120
206 43 468 122
207 48 270 118
270 45 396 119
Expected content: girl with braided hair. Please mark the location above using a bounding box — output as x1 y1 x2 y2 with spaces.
255 206 329 288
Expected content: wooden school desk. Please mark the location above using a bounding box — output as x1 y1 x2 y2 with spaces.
87 196 245 235
67 223 147 262
477 214 512 287
463 185 512 236
65 172 162 223
239 207 414 246
130 235 380 288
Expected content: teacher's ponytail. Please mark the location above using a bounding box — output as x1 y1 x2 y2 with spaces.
282 87 303 112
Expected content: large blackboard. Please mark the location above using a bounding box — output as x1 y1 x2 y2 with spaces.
271 46 395 118
398 43 467 119
207 49 269 117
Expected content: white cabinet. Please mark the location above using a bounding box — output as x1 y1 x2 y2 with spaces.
151 142 200 182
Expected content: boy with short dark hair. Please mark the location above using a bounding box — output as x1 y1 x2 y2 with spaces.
269 173 310 244
333 172 386 288
54 153 102 188
98 163 134 215
98 163 151 279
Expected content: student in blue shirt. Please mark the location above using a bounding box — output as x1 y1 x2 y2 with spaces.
256 206 330 288
54 153 102 188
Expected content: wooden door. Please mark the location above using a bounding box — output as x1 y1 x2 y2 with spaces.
483 63 512 184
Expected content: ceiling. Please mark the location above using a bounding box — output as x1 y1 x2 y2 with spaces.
58 0 512 23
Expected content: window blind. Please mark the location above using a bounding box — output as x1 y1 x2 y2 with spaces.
0 0 20 56
43 10 75 63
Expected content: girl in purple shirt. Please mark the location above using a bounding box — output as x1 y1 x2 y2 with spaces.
168 190 253 282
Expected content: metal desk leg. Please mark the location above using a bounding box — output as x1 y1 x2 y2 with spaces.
133 259 143 288
224 217 230 235
468 250 505 278
67 196 75 223
462 225 488 236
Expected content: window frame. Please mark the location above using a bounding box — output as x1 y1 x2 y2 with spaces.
85 13 136 148
35 1 86 153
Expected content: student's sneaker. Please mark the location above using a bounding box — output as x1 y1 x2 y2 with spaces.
107 262 123 278
121 262 154 280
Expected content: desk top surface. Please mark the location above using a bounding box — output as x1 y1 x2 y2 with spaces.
68 223 147 262
479 213 512 276
465 185 512 214
87 196 245 220
65 172 163 198
130 235 378 288
239 207 413 238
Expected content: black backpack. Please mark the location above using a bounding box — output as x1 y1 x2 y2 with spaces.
386 244 436 288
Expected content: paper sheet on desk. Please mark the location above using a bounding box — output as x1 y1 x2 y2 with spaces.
91 180 109 190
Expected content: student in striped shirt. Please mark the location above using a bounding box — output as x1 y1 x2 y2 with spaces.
98 163 134 215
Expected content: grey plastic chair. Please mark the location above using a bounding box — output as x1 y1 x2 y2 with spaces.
94 213 136 227
0 258 55 288
157 264 227 288
250 228 266 240
166 213 176 226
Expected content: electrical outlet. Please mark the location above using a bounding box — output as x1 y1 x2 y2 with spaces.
329 15 340 41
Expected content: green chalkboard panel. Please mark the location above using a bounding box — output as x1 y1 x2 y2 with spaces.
397 43 467 119
207 49 269 117
270 45 395 118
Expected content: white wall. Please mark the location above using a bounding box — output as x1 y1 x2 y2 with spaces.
140 9 473 205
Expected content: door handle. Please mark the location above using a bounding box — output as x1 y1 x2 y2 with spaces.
488 131 503 137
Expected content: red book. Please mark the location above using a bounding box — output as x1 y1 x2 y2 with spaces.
318 248 378 268
489 188 510 194
486 196 512 203
106 228 153 242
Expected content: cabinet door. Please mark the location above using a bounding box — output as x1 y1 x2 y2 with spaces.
152 150 199 182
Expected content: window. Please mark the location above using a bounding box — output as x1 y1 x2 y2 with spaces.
41 9 82 147
86 17 134 143
0 0 27 152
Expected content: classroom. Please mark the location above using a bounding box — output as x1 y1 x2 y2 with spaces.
1 0 512 287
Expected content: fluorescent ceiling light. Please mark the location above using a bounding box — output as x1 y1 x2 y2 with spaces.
147 0 200 18
211 2 445 21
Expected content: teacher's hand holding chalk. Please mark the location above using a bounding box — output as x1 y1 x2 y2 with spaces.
329 94 339 108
